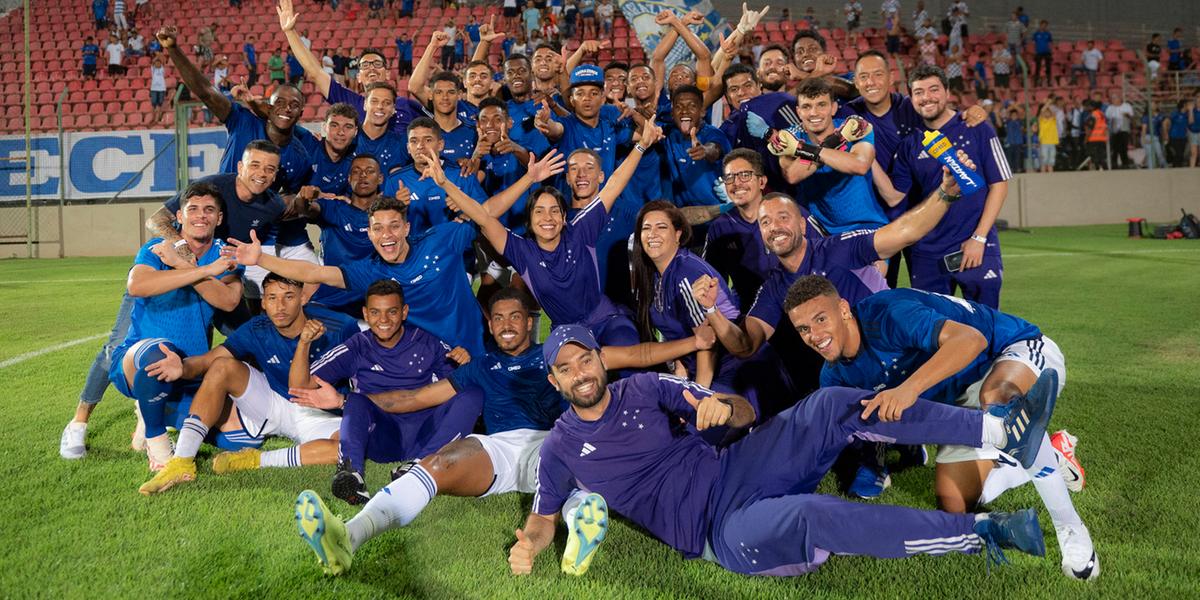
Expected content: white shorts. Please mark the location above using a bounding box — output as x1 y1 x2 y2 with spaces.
231 363 341 444
469 428 549 497
936 335 1066 464
242 244 320 299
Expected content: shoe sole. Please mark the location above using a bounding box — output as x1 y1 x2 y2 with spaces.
562 493 609 575
1009 371 1058 469
1011 508 1047 557
1063 550 1100 581
331 472 370 505
138 471 195 496
294 490 350 576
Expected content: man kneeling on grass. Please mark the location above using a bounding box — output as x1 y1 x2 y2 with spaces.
140 273 360 495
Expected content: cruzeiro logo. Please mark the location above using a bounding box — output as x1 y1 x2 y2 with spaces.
579 442 596 457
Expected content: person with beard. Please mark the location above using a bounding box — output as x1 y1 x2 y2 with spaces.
662 85 731 207
137 274 359 495
62 144 288 460
788 30 857 101
444 118 662 348
756 44 792 95
720 63 763 110
299 103 359 197
472 98 552 234
276 0 424 133
769 78 888 236
288 280 483 505
291 290 717 575
719 63 803 193
648 10 719 118
354 82 410 174
105 184 245 474
305 155 386 315
874 65 1010 308
383 118 488 235
507 324 1055 578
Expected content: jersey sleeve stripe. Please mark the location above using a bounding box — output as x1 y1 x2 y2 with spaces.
990 137 1013 180
309 343 350 374
678 276 707 328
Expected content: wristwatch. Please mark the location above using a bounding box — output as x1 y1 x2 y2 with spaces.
970 234 988 244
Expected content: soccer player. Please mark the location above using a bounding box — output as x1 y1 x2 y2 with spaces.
305 154 384 315
530 44 566 105
354 82 410 175
770 78 888 235
289 290 717 575
535 65 635 182
472 97 552 233
622 62 669 205
137 273 359 495
61 142 287 459
719 70 802 192
420 69 479 164
874 65 1010 308
757 44 792 93
507 325 1056 577
108 183 244 471
788 29 857 100
290 280 484 504
299 103 359 196
662 85 731 207
409 31 487 122
784 276 1097 580
227 196 486 356
384 118 488 235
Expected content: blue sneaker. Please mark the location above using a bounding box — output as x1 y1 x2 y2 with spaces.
848 465 891 499
561 493 609 575
974 508 1046 571
988 370 1058 469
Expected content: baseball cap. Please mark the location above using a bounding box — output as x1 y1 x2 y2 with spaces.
569 65 605 89
543 324 601 366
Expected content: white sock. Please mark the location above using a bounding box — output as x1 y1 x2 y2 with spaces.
261 447 302 468
1027 435 1084 528
345 464 438 552
175 415 208 459
980 461 1030 503
981 413 1006 448
560 488 589 523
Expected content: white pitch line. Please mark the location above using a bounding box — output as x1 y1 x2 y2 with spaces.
0 278 124 285
1005 248 1200 258
0 333 107 369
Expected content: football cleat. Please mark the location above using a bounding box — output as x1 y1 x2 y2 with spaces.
974 508 1046 571
331 462 370 505
212 448 262 474
892 444 928 472
295 490 353 576
1056 523 1099 581
139 456 196 495
144 433 174 472
60 421 87 460
848 465 892 499
561 493 609 576
988 370 1057 469
389 459 420 482
1050 430 1086 492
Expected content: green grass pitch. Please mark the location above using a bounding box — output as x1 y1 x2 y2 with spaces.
1 225 1198 597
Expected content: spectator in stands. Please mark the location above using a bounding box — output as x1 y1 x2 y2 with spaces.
511 30 528 58
579 0 597 40
465 15 481 59
1105 91 1134 169
146 34 161 57
243 35 258 87
947 1 968 41
287 49 304 85
82 36 100 80
1083 100 1109 170
1164 99 1189 167
395 34 413 78
541 16 560 45
1167 28 1186 72
800 6 815 28
598 0 614 40
910 0 926 31
367 0 384 19
562 0 578 39
195 24 215 71
843 1 863 38
523 4 542 38
399 0 414 19
300 30 312 51
914 16 937 41
992 42 1012 89
1072 41 1103 89
1146 33 1163 81
269 47 286 85
112 0 128 32
503 0 519 34
332 48 348 84
944 46 964 92
1002 107 1024 173
105 32 125 77
214 55 232 93
1031 20 1052 87
1189 91 1200 167
1142 110 1167 168
879 0 898 26
322 51 335 77
346 49 359 85
972 51 989 97
1034 101 1058 173
918 32 939 68
93 0 108 30
127 29 145 57
884 12 900 55
1062 96 1084 167
442 19 459 71
149 54 168 125
1005 11 1025 57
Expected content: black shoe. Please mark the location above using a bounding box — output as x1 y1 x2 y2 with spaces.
389 459 419 482
331 461 370 505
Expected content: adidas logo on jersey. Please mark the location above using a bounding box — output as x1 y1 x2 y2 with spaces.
343 223 354 232
267 355 281 365
371 364 385 372
984 269 998 280
579 442 596 457
490 362 502 371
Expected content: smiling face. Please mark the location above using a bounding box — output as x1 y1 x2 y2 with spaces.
261 280 303 330
854 54 892 106
356 52 388 86
348 157 383 198
757 197 807 258
571 84 604 119
504 58 532 98
628 65 654 102
367 209 410 263
758 48 790 91
793 37 823 73
722 157 765 209
236 149 280 195
362 291 407 345
477 105 510 145
604 68 628 101
548 342 609 409
532 47 559 82
566 152 603 201
364 87 396 127
910 75 951 122
529 191 566 243
671 91 703 135
788 293 854 361
465 64 492 99
639 210 682 265
323 114 358 153
724 72 761 107
407 126 444 170
268 87 303 131
797 91 836 136
667 64 695 91
488 298 534 354
176 194 223 242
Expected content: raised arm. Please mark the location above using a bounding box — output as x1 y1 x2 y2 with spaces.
671 11 714 78
126 249 234 300
650 11 680 94
601 326 715 369
227 229 347 287
595 117 664 212
873 151 975 259
157 26 232 121
276 0 332 96
418 151 512 254
472 16 504 64
410 31 451 105
564 40 606 78
690 274 772 357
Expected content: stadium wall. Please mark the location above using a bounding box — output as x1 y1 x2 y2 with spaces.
3 170 1198 259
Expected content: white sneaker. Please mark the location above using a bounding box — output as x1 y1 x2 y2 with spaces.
145 434 174 473
60 421 87 459
1056 523 1100 581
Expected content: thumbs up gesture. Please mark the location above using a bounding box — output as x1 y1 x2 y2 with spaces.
509 528 536 575
683 389 732 430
